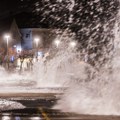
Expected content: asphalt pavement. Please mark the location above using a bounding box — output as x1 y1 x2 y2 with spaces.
0 94 120 120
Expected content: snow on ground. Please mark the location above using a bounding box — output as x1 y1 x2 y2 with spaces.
0 99 25 111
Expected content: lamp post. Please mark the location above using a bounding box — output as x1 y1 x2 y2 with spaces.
54 39 60 48
4 34 10 69
34 37 40 59
34 37 40 49
4 35 10 57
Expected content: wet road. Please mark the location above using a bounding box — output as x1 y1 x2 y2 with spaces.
0 94 120 120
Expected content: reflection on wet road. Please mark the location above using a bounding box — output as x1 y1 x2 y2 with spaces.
0 95 120 120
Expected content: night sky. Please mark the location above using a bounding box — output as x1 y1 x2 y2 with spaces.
0 0 118 28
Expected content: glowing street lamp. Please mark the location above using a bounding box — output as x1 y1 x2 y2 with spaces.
54 39 60 47
4 34 10 56
4 34 11 69
34 37 40 59
69 41 76 48
34 37 40 49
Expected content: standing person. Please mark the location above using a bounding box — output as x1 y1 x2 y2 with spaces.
0 55 2 66
4 54 9 69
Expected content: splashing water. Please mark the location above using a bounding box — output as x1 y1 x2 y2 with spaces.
53 1 120 116
0 0 120 115
33 32 80 87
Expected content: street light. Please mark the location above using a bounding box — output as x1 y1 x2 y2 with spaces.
34 37 40 59
4 34 10 57
34 37 40 48
4 34 11 69
69 41 76 48
54 39 60 48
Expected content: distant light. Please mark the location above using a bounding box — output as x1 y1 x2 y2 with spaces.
29 117 41 120
34 37 40 43
1 116 11 120
34 37 40 48
54 39 60 47
15 116 21 120
4 34 10 40
69 41 76 48
17 46 22 53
